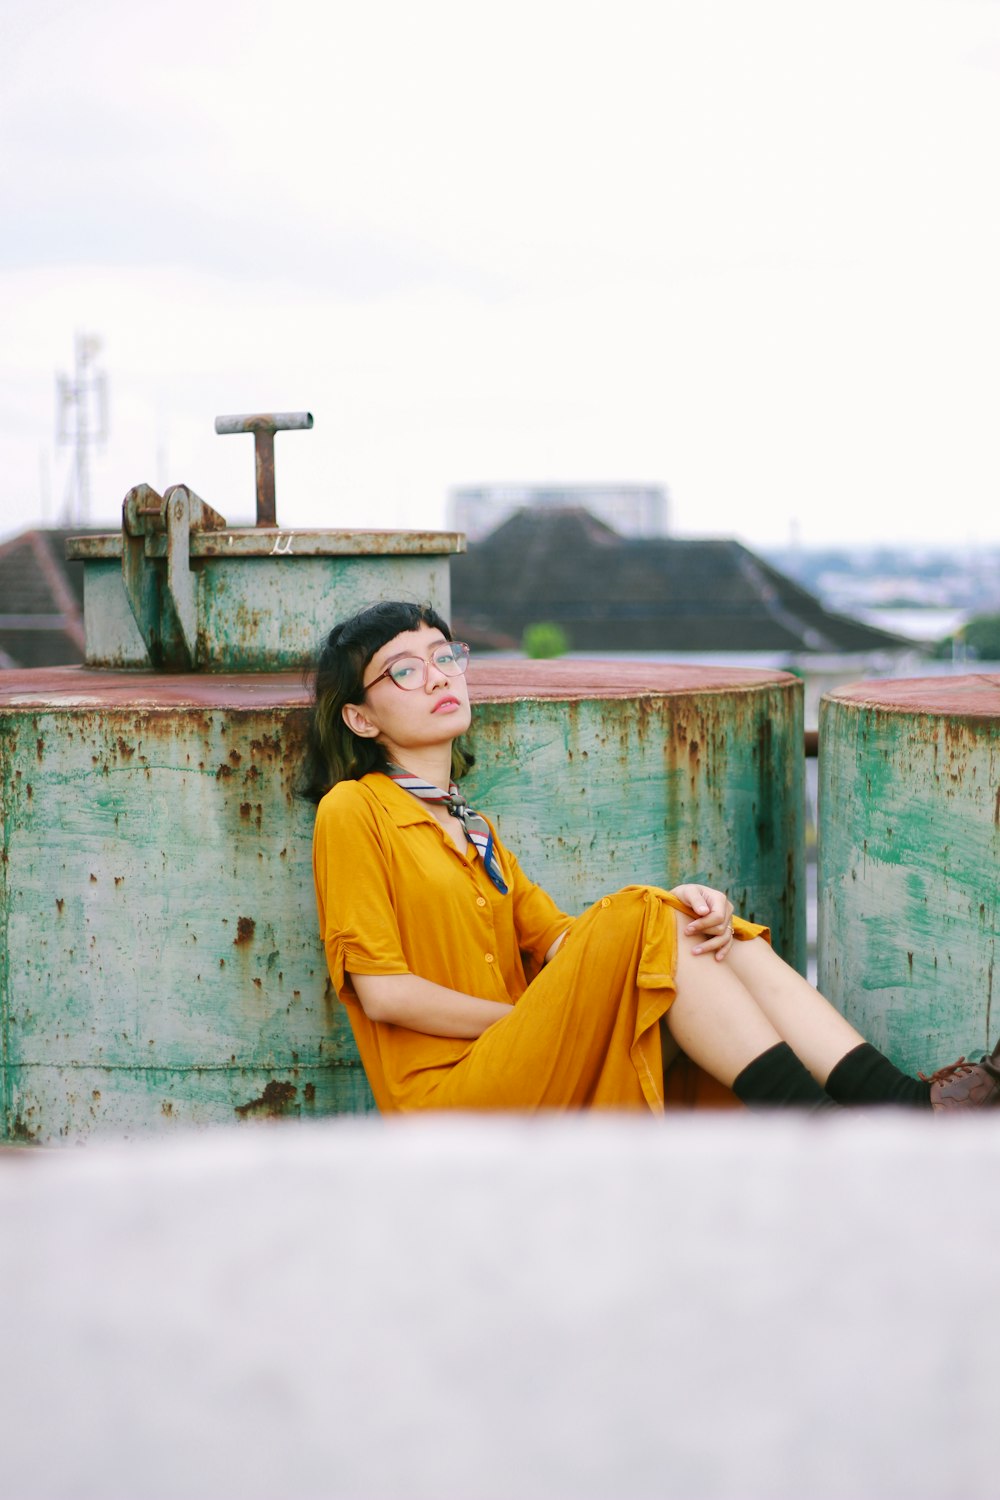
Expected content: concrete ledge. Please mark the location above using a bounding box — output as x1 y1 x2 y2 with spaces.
2 1114 998 1499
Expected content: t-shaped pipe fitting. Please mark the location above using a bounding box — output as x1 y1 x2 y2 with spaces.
214 411 314 527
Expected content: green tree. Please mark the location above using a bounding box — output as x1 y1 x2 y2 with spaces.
934 613 1000 661
522 622 570 659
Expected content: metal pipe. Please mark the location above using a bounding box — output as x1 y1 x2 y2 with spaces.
214 412 314 527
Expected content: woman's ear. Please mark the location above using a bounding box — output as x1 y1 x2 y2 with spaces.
342 702 380 739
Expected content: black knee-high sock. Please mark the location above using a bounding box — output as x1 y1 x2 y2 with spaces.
823 1042 932 1109
733 1042 840 1111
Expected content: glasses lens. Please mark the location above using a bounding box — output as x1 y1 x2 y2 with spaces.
386 643 471 689
387 656 425 689
433 643 470 675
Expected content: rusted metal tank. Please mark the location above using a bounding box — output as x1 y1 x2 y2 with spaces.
818 674 1000 1074
0 671 341 1140
71 482 457 672
464 660 804 956
1 649 804 1142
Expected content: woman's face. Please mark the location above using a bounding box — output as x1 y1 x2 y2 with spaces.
343 623 472 758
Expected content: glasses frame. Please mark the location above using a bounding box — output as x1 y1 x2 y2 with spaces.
363 641 471 693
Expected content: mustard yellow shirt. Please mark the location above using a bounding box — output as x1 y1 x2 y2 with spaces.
313 772 573 1110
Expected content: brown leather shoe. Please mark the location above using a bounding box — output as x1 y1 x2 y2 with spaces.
924 1041 1000 1111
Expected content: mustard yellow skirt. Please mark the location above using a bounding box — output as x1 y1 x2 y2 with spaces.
423 885 768 1113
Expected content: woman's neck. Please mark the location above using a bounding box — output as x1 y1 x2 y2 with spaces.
383 745 454 788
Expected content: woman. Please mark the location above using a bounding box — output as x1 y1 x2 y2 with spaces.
304 600 1000 1114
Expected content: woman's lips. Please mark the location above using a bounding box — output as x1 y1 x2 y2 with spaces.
432 696 461 713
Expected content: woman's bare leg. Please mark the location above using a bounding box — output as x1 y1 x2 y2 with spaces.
665 912 866 1088
725 935 866 1085
665 913 786 1086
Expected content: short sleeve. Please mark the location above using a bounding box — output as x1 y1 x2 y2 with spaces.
312 784 410 994
500 841 574 966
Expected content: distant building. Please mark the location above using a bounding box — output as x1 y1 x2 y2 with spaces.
0 528 92 669
450 507 914 654
449 483 668 542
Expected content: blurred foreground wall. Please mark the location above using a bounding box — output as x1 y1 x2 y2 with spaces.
2 1113 998 1500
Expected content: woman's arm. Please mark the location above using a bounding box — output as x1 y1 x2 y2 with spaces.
543 931 568 963
349 971 514 1038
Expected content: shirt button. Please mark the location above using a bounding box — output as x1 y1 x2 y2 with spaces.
484 952 494 964
476 896 487 907
601 897 611 908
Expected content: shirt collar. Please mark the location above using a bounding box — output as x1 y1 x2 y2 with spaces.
363 770 437 828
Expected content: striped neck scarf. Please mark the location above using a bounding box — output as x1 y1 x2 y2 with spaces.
386 763 509 895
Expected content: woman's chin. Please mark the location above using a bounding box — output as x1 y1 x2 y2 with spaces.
435 715 471 739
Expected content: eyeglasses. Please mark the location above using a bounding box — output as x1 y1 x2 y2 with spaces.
364 641 471 692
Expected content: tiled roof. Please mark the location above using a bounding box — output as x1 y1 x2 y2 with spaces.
450 507 913 654
0 528 96 668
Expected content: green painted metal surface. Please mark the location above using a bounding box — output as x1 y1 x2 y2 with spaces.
817 675 1000 1075
1 661 804 1143
465 664 805 966
71 522 462 671
0 677 370 1141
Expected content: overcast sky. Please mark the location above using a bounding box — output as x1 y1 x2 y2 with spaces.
2 0 999 549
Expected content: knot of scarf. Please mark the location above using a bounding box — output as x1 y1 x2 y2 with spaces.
386 764 509 894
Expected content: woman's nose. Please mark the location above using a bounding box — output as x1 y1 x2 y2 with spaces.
425 657 449 689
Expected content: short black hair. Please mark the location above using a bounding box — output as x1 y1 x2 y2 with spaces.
299 601 474 803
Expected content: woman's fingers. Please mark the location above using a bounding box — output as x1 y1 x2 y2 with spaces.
672 882 711 916
674 883 730 926
674 883 734 959
679 887 732 932
692 926 735 960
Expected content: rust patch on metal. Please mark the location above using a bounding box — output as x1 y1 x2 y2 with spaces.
249 733 282 759
303 1082 316 1104
234 1079 297 1119
55 898 65 915
36 736 45 761
116 736 135 760
237 801 264 829
827 673 1000 720
987 958 994 1045
0 661 799 711
9 1114 39 1144
467 658 799 703
0 668 311 710
234 916 255 945
216 763 235 779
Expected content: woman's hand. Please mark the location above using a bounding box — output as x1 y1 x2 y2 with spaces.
671 883 735 961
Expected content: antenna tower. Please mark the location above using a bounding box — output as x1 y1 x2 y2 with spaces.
56 333 108 525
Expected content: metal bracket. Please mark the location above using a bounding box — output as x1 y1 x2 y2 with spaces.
214 412 313 527
121 483 227 670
